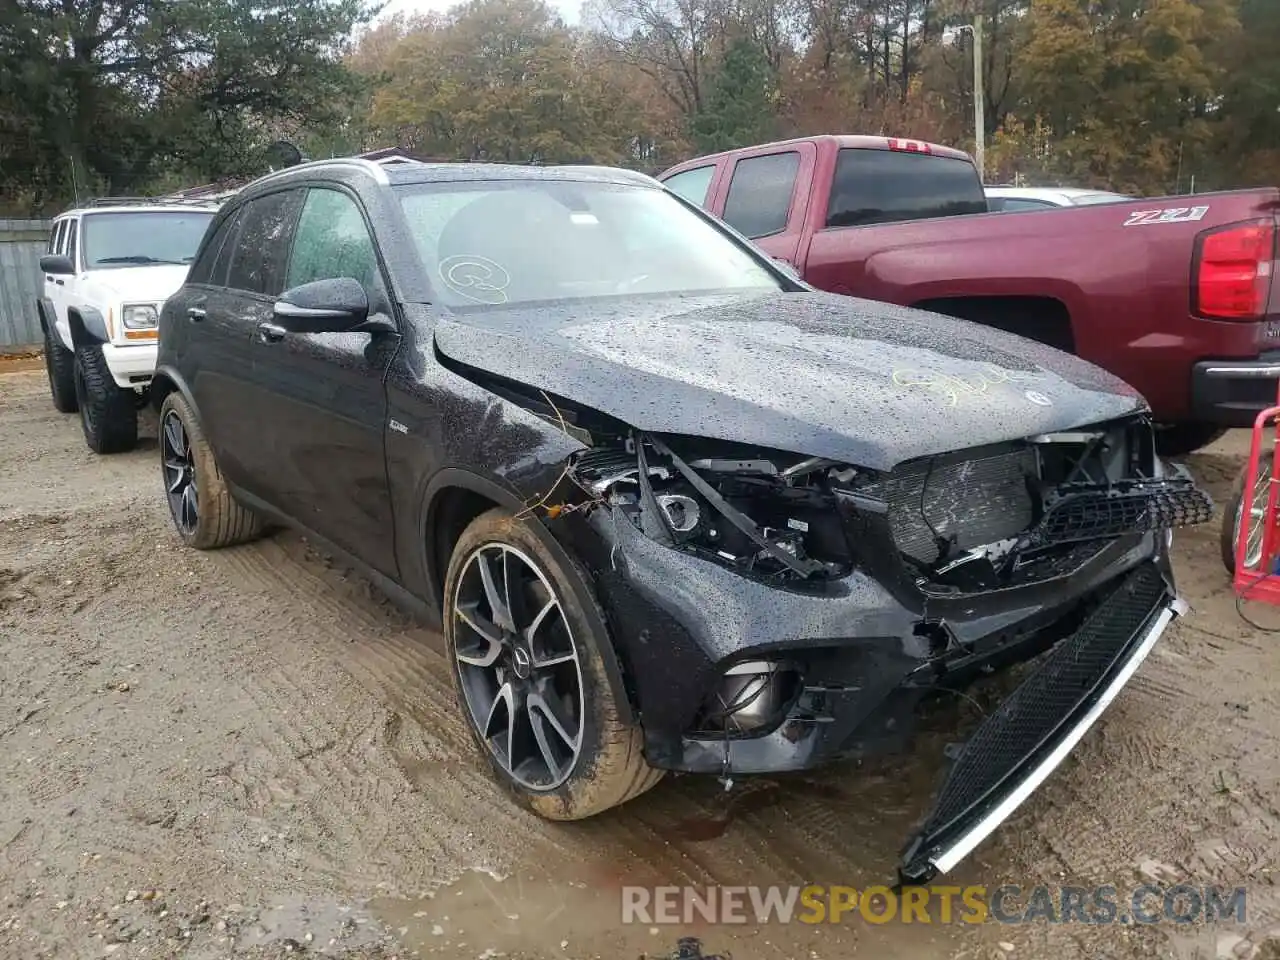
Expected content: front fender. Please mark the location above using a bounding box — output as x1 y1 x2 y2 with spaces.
35 299 70 350
67 307 109 348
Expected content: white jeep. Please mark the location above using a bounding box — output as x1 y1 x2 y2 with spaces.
37 199 218 453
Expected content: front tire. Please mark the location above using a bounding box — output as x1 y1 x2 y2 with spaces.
73 344 136 453
159 391 264 550
444 508 662 820
44 325 77 413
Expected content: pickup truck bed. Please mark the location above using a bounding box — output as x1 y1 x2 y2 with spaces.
660 136 1280 454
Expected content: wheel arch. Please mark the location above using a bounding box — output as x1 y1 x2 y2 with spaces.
422 467 636 726
66 306 109 349
911 294 1076 354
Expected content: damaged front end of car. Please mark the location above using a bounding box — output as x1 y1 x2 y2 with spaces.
521 402 1211 883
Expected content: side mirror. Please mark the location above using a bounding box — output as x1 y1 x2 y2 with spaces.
274 277 370 333
40 254 74 275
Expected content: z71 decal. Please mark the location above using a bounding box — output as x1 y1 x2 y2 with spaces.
1122 205 1210 227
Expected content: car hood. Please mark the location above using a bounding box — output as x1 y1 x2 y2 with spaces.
432 291 1147 471
87 265 190 303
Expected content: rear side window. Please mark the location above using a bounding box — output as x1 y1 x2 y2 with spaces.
825 149 988 228
226 190 305 296
997 197 1057 212
187 212 240 286
663 165 716 207
722 152 799 239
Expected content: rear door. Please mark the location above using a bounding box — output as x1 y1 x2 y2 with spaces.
44 218 69 339
247 184 401 577
711 144 817 268
188 190 306 489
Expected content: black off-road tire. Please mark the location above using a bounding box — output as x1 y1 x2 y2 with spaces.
1155 422 1228 458
44 324 77 413
73 344 137 454
159 391 265 550
444 507 663 820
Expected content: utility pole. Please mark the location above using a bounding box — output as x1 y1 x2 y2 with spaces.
972 12 985 183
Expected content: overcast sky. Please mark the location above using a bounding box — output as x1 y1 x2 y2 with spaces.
377 0 584 25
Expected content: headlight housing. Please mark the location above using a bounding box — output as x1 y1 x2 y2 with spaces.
121 303 160 330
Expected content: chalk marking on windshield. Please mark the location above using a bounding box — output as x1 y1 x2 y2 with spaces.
892 364 1041 407
439 255 511 305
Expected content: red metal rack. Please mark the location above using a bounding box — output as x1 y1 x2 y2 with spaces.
1234 373 1280 604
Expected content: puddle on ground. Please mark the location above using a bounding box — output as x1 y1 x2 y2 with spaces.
370 865 969 959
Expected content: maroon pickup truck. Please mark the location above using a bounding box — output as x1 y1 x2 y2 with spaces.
659 136 1280 454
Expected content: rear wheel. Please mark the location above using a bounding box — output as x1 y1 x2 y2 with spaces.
159 391 264 550
44 324 77 413
444 508 662 820
1155 422 1228 458
1222 458 1272 574
73 344 136 453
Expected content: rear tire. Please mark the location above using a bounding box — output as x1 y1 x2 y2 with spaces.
73 344 136 453
1155 422 1228 458
159 391 265 550
443 507 662 820
44 325 77 413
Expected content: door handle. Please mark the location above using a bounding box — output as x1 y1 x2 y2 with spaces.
45 275 53 282
187 307 206 322
54 279 64 286
257 322 286 343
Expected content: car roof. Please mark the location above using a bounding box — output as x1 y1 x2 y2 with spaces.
234 156 663 200
983 186 1129 204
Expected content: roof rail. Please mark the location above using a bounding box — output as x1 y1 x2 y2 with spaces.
88 195 219 208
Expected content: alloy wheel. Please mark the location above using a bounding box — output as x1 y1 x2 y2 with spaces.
1235 459 1273 570
162 411 199 535
452 542 585 791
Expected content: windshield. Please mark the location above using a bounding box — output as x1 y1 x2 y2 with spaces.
81 211 215 268
395 180 782 308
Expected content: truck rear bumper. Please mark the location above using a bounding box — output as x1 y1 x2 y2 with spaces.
1190 353 1280 426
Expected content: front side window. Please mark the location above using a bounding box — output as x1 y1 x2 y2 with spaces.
395 180 782 309
286 189 382 294
65 220 79 270
722 152 800 239
186 212 240 286
662 165 717 207
226 191 305 296
80 211 215 269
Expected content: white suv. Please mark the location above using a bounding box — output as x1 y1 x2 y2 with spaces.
38 199 218 453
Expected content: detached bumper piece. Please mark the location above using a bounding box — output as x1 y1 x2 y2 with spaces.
1027 472 1213 549
899 564 1186 884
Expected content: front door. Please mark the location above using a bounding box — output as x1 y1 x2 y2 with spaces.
711 144 817 269
247 185 401 578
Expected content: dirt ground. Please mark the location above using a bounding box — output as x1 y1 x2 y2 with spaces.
4 364 1280 960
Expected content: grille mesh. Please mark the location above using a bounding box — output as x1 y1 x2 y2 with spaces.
920 564 1167 838
870 450 1036 564
1030 483 1214 547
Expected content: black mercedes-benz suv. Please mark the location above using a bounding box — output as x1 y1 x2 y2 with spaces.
151 155 1211 883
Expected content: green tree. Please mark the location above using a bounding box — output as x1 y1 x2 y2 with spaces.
691 38 779 152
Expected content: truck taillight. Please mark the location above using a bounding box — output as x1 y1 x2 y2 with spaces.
1192 218 1275 320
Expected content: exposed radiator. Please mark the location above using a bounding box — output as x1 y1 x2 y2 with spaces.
867 449 1037 565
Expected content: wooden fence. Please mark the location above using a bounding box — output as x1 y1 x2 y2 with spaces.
0 219 50 351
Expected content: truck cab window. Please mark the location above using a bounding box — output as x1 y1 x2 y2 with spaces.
722 152 799 239
663 165 716 207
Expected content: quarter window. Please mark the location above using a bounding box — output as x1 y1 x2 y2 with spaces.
722 152 800 239
226 191 305 296
187 212 240 287
663 166 717 207
286 189 382 294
